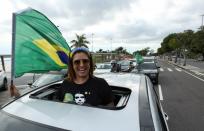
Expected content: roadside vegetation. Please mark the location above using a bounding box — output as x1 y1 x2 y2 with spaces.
157 27 204 64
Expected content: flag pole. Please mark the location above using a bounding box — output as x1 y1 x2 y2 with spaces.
10 13 19 97
11 13 16 85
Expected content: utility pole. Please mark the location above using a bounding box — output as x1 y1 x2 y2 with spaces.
201 14 204 30
111 38 113 59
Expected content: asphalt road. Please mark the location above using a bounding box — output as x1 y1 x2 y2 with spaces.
157 60 204 131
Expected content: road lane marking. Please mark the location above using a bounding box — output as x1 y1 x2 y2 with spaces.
195 72 204 76
167 68 173 72
160 68 164 71
175 68 182 72
184 70 204 82
158 84 164 101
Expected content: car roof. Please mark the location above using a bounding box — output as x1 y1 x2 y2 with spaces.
2 73 144 131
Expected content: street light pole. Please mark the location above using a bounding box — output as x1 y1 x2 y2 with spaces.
111 38 112 59
201 14 204 30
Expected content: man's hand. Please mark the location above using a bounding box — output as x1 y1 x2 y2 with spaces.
9 84 20 97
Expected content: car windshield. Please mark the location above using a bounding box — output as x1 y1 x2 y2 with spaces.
32 73 64 88
138 63 157 69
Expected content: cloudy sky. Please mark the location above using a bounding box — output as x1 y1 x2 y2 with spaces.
0 0 203 54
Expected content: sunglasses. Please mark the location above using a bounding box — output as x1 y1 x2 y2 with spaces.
73 59 90 65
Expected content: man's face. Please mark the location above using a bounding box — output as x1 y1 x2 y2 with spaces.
72 52 90 79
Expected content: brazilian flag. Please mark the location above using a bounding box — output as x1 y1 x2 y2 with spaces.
134 52 143 64
13 8 71 77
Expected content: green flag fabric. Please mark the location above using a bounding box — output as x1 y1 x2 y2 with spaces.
14 8 71 77
134 52 144 64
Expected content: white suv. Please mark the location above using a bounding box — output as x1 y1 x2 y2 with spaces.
0 73 169 131
0 70 8 90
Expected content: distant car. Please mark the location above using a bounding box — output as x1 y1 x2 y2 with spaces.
0 70 8 90
0 73 169 131
95 62 112 74
135 62 160 84
118 60 134 72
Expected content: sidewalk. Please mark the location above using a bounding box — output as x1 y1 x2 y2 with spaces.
167 60 204 77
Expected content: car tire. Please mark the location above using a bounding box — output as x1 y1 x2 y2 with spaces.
3 79 8 90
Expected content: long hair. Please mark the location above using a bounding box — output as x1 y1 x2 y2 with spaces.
67 48 94 82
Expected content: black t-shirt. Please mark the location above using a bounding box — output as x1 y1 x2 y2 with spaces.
58 77 114 106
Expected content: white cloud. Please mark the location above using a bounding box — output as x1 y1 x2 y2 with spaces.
0 0 204 54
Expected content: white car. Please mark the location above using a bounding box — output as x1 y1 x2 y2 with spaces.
118 60 134 72
94 62 111 74
0 70 8 90
0 73 169 131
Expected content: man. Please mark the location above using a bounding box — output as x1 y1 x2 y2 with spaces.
58 47 114 106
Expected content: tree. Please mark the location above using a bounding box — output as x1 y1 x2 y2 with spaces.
115 47 123 53
191 29 204 61
98 49 103 52
157 47 164 55
168 34 182 63
161 34 175 53
176 30 194 65
159 31 194 65
133 47 150 56
70 34 90 48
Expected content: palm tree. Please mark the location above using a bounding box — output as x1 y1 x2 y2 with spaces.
70 34 90 48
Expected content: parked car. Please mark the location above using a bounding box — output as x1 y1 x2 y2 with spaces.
118 60 134 72
0 70 8 90
0 73 169 131
135 62 160 84
95 62 112 74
